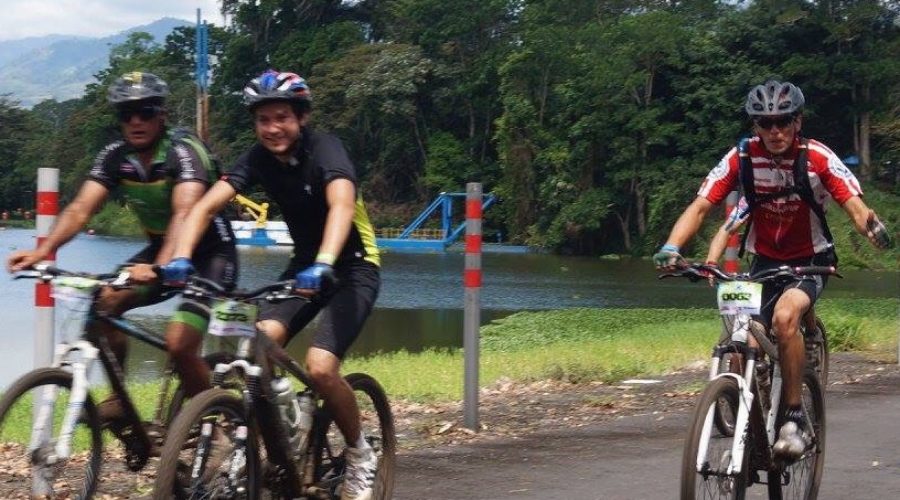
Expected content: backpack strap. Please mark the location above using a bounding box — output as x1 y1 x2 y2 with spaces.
791 139 834 245
737 139 754 258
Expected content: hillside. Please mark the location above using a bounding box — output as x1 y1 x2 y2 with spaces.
0 17 189 107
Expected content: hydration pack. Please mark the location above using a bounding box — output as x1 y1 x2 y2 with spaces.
736 137 834 257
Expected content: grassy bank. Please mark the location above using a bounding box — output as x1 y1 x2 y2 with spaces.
344 297 898 402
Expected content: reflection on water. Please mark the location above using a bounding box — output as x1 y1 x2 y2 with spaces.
1 228 897 384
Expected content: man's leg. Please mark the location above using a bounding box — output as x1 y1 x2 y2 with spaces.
166 322 208 397
306 347 362 444
92 286 146 421
772 288 810 407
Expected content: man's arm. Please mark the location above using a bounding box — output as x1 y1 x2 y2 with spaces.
840 195 890 249
172 180 238 259
665 196 715 249
7 180 109 272
316 178 357 264
156 181 208 265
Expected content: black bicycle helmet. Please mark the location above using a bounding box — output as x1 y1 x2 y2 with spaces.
107 72 169 105
745 80 804 117
243 70 311 111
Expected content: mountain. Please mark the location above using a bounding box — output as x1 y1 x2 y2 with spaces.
0 18 190 108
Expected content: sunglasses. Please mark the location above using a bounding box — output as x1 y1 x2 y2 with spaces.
754 115 795 130
117 105 163 123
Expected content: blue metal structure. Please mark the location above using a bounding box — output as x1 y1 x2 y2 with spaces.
376 192 498 251
195 10 209 91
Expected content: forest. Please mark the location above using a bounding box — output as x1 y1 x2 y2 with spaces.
1 0 898 258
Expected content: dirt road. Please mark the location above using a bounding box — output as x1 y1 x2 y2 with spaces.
394 354 900 499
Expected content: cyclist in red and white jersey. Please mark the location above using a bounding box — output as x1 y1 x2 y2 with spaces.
653 80 891 460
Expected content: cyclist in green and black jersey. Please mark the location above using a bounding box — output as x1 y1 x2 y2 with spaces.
6 72 238 418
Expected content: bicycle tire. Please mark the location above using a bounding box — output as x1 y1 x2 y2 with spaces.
165 352 239 425
713 353 739 437
0 367 103 500
767 371 825 500
681 376 748 500
153 388 260 500
804 317 829 387
311 373 396 499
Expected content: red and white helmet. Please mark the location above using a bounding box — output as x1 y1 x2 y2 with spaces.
243 70 311 111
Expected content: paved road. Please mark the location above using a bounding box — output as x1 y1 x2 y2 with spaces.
394 365 900 499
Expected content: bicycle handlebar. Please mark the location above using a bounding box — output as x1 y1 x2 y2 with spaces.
183 275 304 303
13 264 127 284
658 263 842 283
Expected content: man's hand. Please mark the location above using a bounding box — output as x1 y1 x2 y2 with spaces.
653 244 685 270
160 257 195 287
294 263 335 296
865 211 893 250
125 263 158 284
7 249 47 273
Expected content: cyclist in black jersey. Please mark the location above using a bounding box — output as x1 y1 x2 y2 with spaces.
7 72 238 416
165 70 380 500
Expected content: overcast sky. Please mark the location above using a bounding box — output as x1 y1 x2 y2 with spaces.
0 0 224 41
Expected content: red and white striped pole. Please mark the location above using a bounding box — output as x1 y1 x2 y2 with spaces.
35 168 59 368
463 182 482 431
723 190 740 273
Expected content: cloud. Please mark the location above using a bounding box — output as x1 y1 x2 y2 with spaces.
0 0 222 41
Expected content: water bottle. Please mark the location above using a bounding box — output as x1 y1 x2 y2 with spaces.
293 391 315 455
271 377 297 425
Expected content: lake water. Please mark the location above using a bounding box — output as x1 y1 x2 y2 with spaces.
1 228 897 385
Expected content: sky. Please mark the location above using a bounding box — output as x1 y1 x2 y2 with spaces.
0 0 225 41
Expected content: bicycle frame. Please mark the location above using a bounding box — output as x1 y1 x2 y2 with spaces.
29 285 176 467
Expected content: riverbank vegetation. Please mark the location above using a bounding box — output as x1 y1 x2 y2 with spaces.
1 1 897 259
345 297 898 402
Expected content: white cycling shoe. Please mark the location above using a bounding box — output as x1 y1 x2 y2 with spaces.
339 441 378 500
773 421 810 460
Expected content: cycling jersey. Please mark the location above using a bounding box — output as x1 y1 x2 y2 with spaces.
88 128 235 255
698 136 862 260
222 129 380 267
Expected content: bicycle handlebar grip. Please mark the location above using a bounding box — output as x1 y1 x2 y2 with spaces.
792 265 836 276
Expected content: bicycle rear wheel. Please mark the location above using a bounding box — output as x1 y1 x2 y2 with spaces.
804 318 829 387
0 367 102 500
154 388 260 500
681 376 748 500
311 373 396 499
767 371 825 500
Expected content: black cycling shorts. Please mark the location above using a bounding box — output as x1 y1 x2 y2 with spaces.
260 259 380 359
749 249 834 327
123 241 239 330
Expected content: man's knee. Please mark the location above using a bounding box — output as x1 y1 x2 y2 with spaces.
259 319 289 346
306 349 342 390
166 323 202 359
95 287 139 316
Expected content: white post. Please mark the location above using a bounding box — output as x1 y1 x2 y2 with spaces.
463 183 482 431
34 168 58 368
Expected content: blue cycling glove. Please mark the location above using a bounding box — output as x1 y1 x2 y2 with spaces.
161 257 195 287
652 243 684 269
294 263 334 291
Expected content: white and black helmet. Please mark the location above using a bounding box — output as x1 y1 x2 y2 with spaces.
107 72 169 105
745 80 804 116
243 70 311 111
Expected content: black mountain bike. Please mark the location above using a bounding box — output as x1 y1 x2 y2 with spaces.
662 263 836 500
0 264 229 499
153 276 396 499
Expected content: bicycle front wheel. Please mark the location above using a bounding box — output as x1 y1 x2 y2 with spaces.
312 373 396 500
0 367 103 500
767 371 825 500
681 376 748 500
153 388 260 500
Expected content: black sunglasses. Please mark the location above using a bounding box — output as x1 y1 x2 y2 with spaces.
754 115 795 130
117 105 163 123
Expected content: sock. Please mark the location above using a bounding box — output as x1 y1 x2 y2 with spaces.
784 406 804 426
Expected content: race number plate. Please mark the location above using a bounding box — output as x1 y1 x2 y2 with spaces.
208 300 258 337
717 281 763 315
